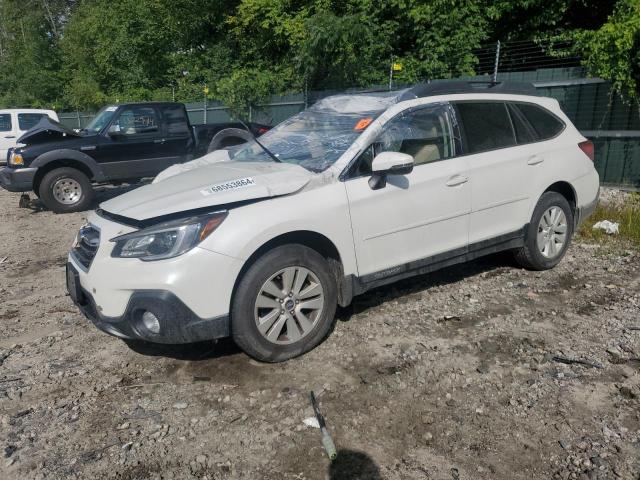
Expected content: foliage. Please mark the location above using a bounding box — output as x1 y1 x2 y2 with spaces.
578 193 640 247
0 0 637 113
574 0 640 97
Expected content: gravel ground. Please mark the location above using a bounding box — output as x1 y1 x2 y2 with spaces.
0 187 639 480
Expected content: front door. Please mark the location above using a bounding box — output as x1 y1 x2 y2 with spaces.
95 105 172 180
345 103 471 278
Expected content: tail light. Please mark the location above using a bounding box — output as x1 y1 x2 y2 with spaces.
578 140 595 162
257 127 269 135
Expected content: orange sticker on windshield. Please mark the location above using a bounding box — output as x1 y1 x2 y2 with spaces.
354 117 373 131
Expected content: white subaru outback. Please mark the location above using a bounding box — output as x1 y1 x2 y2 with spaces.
67 82 599 362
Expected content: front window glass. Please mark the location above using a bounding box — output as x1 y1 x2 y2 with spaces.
85 106 118 133
111 107 159 135
0 114 11 132
352 104 454 177
18 113 47 131
230 92 403 172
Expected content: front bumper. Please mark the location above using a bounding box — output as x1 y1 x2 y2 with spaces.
0 166 37 192
67 263 229 343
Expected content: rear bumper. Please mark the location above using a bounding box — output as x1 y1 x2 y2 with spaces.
0 167 36 192
576 190 599 228
67 263 230 344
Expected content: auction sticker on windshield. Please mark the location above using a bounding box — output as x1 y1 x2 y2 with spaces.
201 177 256 196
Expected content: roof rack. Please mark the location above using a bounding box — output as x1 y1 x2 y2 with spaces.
404 81 538 99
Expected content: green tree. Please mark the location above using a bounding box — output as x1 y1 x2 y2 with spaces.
574 0 640 97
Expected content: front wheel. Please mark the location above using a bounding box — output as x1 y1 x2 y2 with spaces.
231 245 338 362
39 167 94 213
514 191 574 270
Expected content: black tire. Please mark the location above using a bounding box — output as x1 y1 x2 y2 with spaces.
231 245 338 362
207 128 252 153
514 191 574 270
38 167 94 213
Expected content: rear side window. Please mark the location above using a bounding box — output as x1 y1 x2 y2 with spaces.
514 103 564 140
161 105 190 135
0 114 11 132
18 113 47 131
456 102 516 154
507 103 536 144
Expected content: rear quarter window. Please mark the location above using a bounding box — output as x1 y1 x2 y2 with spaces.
0 114 12 132
455 102 516 154
514 103 565 140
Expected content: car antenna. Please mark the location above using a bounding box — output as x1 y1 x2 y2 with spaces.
237 119 281 163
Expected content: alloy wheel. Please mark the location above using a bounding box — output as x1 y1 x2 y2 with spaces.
536 206 568 258
254 266 325 345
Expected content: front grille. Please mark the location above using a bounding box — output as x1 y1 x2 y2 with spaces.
71 225 100 270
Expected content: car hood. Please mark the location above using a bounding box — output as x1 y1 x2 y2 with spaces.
17 117 80 144
99 160 313 221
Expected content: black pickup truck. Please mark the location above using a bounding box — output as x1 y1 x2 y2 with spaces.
0 102 269 212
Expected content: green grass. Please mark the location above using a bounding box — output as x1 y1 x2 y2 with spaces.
577 193 640 247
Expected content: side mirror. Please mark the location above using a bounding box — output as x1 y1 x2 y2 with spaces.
107 125 123 137
369 151 414 190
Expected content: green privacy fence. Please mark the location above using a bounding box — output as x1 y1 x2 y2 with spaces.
58 67 640 188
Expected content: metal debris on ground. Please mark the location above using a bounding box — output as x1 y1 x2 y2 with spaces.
552 355 603 369
310 391 337 460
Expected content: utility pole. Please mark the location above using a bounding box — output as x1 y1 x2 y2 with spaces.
492 40 501 83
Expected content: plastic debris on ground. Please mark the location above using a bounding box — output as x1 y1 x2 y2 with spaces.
592 220 619 235
303 416 320 428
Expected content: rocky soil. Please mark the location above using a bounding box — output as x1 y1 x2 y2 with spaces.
0 187 639 480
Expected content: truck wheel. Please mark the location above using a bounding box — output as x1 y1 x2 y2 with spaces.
514 191 574 270
231 245 338 362
39 167 94 213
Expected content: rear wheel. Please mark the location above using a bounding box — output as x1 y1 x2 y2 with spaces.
39 167 94 213
514 191 574 270
231 245 337 362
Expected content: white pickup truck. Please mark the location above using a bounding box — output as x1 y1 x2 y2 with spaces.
0 109 58 165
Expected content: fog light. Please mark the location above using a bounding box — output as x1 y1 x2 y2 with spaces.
141 311 160 334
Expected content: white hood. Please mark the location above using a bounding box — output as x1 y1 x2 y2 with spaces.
99 159 313 221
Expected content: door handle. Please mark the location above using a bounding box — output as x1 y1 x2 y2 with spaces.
527 155 544 166
153 138 166 144
446 175 468 187
4 135 15 139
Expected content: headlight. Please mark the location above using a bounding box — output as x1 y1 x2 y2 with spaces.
9 152 24 166
110 211 227 261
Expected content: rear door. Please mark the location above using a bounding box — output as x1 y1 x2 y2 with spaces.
95 105 172 179
345 102 471 277
454 101 534 244
0 112 16 163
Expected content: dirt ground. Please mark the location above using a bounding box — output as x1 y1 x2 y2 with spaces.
0 186 639 480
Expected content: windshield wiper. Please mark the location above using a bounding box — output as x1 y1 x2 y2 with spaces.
238 120 281 163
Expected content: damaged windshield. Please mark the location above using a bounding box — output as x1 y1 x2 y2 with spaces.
230 91 408 172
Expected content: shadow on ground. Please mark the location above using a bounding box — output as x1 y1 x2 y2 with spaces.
329 449 381 480
336 250 518 322
123 337 241 361
20 181 149 213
